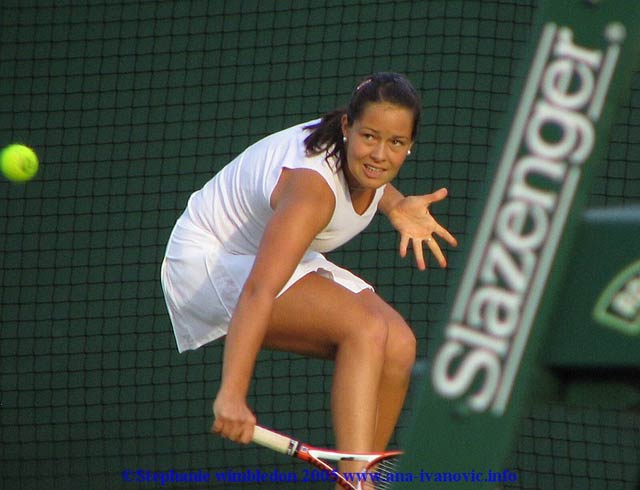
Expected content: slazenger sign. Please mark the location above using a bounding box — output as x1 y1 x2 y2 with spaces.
431 22 626 415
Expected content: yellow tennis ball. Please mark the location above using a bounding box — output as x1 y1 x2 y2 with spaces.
1 144 39 182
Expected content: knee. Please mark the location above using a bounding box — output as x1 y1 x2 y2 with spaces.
352 311 391 355
340 307 416 374
385 320 417 376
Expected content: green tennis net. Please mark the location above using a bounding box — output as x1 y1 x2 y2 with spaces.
1 1 638 489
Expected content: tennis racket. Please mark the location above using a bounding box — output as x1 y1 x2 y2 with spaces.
252 424 402 490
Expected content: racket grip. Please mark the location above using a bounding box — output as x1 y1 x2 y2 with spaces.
252 425 296 455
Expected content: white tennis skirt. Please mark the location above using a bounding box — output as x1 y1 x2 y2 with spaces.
160 222 373 353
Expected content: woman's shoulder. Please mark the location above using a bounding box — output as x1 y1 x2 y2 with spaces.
258 118 320 148
242 118 328 167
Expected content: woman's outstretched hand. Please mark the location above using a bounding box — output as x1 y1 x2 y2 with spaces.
386 187 458 270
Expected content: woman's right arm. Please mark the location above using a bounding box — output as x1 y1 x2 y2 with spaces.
211 168 335 443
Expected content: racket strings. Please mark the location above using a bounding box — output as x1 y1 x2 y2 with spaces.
365 456 401 489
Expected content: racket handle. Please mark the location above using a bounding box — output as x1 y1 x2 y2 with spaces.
252 425 297 455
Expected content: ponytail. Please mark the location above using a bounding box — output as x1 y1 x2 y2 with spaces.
303 108 346 170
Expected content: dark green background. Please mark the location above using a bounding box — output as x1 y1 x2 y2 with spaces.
1 1 638 489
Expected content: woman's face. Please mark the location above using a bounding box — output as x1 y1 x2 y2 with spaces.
341 102 414 191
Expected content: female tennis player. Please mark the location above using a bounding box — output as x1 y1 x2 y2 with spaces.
160 72 457 480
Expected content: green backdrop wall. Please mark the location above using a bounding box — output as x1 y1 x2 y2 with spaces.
2 1 638 489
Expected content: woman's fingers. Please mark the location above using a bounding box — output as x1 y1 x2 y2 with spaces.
212 396 257 444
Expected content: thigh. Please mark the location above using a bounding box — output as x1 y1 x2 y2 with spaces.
263 271 407 359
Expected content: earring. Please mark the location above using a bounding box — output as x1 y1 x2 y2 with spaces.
407 150 412 155
343 136 347 143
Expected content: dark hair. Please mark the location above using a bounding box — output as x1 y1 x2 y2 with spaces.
304 72 421 169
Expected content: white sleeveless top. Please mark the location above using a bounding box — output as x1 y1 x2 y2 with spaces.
177 120 384 255
161 120 385 352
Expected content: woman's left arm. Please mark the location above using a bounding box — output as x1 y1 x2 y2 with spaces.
378 183 458 270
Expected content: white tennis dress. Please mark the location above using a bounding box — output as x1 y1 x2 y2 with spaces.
161 120 385 352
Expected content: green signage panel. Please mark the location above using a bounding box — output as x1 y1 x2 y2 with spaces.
396 1 640 488
544 207 640 367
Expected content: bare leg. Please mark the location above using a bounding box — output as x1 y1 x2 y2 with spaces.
363 297 416 451
262 272 416 485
